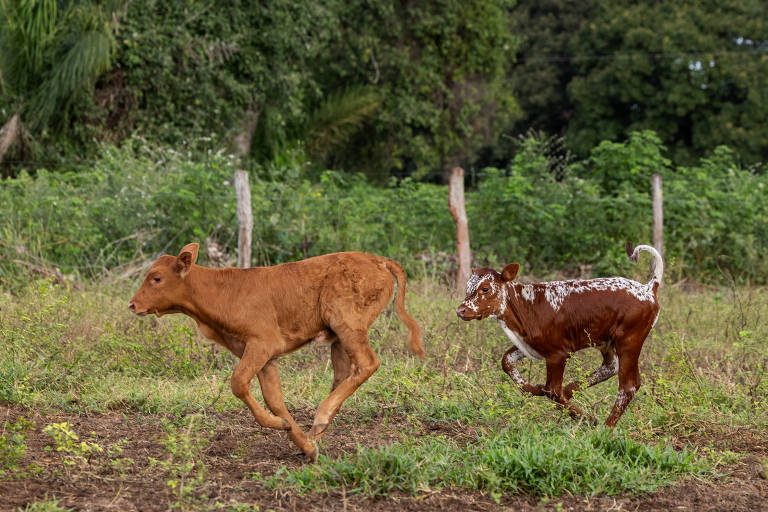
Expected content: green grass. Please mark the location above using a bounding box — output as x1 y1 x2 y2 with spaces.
1 276 766 504
269 426 707 499
21 501 72 512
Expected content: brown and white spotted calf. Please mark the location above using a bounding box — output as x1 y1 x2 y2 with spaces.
456 243 662 426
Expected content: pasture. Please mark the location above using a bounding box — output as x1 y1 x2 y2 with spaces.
1 276 766 511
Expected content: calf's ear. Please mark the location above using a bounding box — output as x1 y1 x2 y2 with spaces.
175 243 199 276
501 263 520 282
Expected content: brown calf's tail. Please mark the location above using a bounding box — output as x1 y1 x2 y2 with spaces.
384 259 425 359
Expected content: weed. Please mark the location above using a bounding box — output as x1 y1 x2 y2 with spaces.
43 422 103 466
150 414 212 511
21 500 72 512
0 416 33 476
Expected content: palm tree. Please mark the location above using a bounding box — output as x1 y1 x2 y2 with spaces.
0 0 115 166
246 86 381 166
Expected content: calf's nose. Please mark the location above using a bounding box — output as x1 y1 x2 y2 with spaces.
456 305 467 318
128 300 136 312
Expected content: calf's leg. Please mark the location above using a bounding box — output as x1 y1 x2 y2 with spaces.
309 325 380 440
542 354 587 419
231 342 290 431
605 340 644 427
330 339 353 391
563 343 618 399
501 347 544 396
257 360 318 460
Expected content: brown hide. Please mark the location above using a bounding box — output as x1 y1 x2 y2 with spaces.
130 244 423 460
456 243 663 426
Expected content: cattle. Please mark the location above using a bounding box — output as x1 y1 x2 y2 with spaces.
129 243 424 460
455 242 662 426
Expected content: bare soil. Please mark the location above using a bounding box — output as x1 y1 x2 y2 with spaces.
1 404 765 512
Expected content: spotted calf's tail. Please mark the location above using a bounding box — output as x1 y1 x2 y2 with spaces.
383 259 425 359
625 242 663 290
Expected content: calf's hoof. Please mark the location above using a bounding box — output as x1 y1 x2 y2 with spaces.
308 422 329 440
521 383 545 396
563 383 578 400
305 443 319 463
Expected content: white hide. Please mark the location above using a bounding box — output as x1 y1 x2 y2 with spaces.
498 320 543 360
541 277 655 312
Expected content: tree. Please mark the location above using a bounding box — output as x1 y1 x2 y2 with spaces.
566 0 768 164
0 0 115 171
110 0 346 160
316 0 520 180
507 0 595 137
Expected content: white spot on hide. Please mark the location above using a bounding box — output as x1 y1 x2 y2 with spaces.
498 321 543 360
542 278 655 312
521 284 535 303
502 349 528 386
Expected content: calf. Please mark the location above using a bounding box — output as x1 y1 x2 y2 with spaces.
456 243 662 426
129 243 424 460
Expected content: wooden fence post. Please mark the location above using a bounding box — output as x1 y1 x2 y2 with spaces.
448 167 472 296
234 170 253 268
652 173 663 257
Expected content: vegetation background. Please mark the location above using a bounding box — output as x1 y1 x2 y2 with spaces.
0 0 766 286
0 1 767 511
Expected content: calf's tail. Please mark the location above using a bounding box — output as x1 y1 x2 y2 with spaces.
626 242 663 288
383 259 425 359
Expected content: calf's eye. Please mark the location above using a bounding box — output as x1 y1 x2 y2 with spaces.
481 287 490 292
153 276 161 283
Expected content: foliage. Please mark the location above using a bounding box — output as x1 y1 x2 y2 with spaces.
109 0 338 154
0 416 33 476
663 146 768 282
0 0 115 164
270 427 705 499
507 0 596 136
468 141 647 276
566 0 768 164
22 501 72 512
150 415 211 510
0 143 238 284
317 0 520 179
1 1 766 175
1 132 767 286
43 421 103 466
587 130 672 192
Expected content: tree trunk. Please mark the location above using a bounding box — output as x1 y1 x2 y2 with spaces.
232 108 259 158
0 112 21 166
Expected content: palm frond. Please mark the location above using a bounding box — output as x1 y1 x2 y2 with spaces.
26 4 115 129
0 0 58 93
305 87 381 162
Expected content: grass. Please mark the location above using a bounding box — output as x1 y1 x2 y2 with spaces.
269 427 707 499
0 275 766 509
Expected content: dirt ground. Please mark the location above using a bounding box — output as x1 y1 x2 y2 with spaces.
1 404 765 512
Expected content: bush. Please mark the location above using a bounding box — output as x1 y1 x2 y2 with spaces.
1 132 766 288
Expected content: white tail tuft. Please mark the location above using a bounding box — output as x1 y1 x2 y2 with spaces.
628 243 663 285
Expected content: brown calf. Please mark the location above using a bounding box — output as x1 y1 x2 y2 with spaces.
129 244 424 460
456 243 662 426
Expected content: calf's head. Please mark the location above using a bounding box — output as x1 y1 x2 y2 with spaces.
129 243 199 316
456 263 519 320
